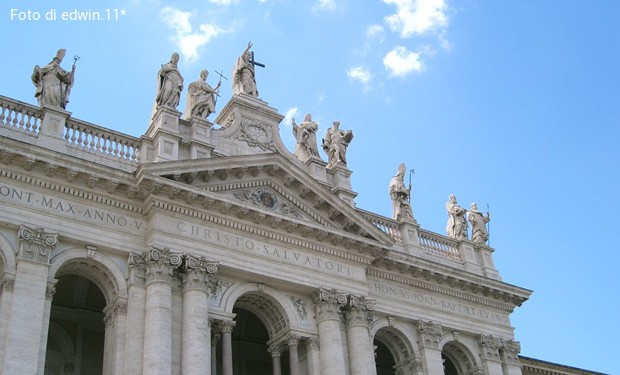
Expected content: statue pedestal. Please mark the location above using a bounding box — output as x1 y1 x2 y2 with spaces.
305 157 328 185
38 105 71 151
145 106 182 162
327 165 357 207
187 116 214 159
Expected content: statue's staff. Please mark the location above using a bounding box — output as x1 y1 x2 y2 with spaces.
65 55 80 105
214 69 227 106
408 169 415 203
486 203 491 245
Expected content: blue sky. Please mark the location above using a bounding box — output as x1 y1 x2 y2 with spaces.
2 0 619 373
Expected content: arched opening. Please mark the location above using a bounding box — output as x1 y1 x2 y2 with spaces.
374 339 397 375
441 341 479 375
44 274 106 375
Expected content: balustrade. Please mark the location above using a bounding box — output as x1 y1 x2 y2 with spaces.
0 96 41 135
64 119 139 162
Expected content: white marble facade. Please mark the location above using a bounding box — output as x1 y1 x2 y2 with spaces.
0 85 531 375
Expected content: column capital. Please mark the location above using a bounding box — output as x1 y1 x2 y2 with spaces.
103 296 128 328
219 320 236 334
343 294 375 329
287 333 301 346
416 320 442 349
395 356 423 375
312 287 349 322
305 337 320 352
0 272 16 294
144 247 182 284
500 339 521 366
17 225 58 264
181 254 219 292
478 334 503 362
268 344 282 358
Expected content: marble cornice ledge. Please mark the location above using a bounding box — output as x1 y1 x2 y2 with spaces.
368 255 531 310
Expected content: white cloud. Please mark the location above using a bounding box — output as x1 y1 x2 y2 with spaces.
366 24 384 39
383 0 449 38
208 0 239 4
283 107 299 128
346 66 372 88
383 46 423 76
312 0 338 12
160 7 227 62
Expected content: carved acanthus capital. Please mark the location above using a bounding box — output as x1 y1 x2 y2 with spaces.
103 297 128 328
313 287 345 323
287 334 301 347
0 273 16 294
305 337 320 352
395 356 423 375
500 339 521 366
128 252 147 285
268 343 282 358
416 320 443 349
219 320 236 334
479 335 502 362
343 294 375 329
144 247 179 284
17 225 58 264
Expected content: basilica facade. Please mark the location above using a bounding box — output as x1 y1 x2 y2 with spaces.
0 49 560 375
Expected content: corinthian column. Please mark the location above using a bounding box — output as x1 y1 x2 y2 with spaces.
478 335 503 374
220 320 236 375
142 247 181 375
287 334 301 375
344 295 377 375
416 320 443 374
268 344 282 375
313 288 347 375
181 255 218 375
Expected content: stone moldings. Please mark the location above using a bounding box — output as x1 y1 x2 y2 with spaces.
17 225 58 264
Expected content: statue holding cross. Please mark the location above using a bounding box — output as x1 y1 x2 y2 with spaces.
232 41 264 97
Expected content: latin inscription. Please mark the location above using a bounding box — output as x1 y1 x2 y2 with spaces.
372 281 509 325
0 183 145 233
176 221 359 279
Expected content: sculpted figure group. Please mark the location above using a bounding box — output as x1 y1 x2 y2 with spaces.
445 195 491 245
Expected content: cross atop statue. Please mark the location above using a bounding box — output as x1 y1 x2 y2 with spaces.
250 51 265 69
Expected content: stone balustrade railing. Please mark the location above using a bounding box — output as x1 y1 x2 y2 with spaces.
359 210 403 242
0 96 42 135
417 229 462 261
65 118 140 162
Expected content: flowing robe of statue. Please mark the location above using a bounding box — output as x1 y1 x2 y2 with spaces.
155 53 183 109
182 71 220 120
31 49 74 109
446 195 468 240
232 42 258 97
322 121 353 169
292 114 319 163
389 164 415 222
467 204 490 245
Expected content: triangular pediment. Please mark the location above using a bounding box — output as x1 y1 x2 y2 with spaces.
135 154 395 247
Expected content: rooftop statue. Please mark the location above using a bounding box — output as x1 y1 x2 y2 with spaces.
322 121 353 169
467 202 490 245
154 52 184 110
182 70 221 120
292 113 320 163
232 41 260 97
446 194 468 240
389 163 415 222
31 49 76 109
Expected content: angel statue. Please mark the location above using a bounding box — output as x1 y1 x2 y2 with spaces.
322 121 354 169
389 163 415 222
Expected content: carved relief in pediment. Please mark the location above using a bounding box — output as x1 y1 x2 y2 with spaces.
233 188 303 219
234 119 276 151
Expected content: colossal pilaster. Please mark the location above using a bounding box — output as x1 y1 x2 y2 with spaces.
416 320 444 374
313 288 348 375
2 226 57 375
501 339 522 375
181 255 218 375
479 334 504 374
